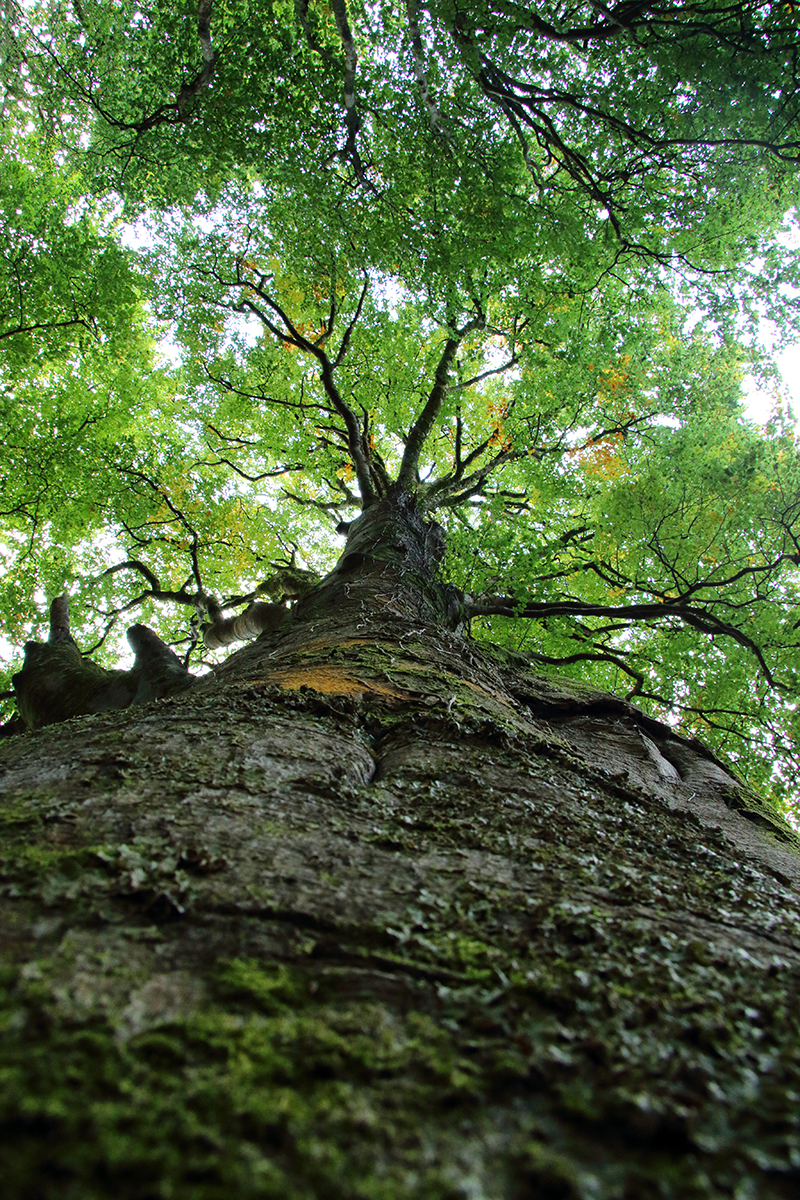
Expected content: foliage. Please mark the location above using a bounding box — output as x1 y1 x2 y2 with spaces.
1 1 800 802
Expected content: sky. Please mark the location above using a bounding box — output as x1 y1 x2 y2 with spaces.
779 345 800 409
744 345 800 424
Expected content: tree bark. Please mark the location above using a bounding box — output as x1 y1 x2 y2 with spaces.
2 495 800 1199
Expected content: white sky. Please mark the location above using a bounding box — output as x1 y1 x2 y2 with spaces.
744 345 800 424
775 344 800 414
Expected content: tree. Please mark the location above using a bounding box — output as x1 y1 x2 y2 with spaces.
2 0 800 792
2 3 800 1195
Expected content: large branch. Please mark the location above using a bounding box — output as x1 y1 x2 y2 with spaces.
202 601 290 651
396 319 482 491
11 597 194 730
313 353 380 505
101 560 202 609
329 0 365 180
467 595 782 689
405 0 449 135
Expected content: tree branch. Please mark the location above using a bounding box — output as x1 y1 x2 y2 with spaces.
405 0 449 136
202 601 290 650
0 316 97 343
205 369 333 416
199 455 308 484
467 594 783 689
397 318 483 491
226 272 380 505
330 0 366 181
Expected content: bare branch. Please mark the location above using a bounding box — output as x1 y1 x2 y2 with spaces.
224 272 380 505
281 480 359 518
334 276 369 368
522 646 647 697
202 601 290 650
102 559 162 592
206 370 332 416
424 444 527 510
449 352 521 392
200 455 308 484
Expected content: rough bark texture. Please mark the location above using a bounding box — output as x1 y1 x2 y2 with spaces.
2 496 800 1199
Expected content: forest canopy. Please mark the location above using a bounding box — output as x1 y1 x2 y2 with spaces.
1 0 800 804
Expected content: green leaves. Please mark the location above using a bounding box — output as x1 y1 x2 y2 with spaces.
0 139 132 364
455 357 800 801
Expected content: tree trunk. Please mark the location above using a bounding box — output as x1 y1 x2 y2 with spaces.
2 495 800 1199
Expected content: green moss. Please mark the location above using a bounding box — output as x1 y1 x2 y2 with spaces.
421 932 499 982
727 784 800 850
0 843 113 907
3 852 800 1200
0 959 494 1199
215 959 312 1014
0 796 39 830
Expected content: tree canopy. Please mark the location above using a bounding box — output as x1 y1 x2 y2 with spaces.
2 0 800 805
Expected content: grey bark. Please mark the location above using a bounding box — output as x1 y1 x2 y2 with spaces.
1 495 800 1199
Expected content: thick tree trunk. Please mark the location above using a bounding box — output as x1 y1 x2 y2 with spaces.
2 496 800 1199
